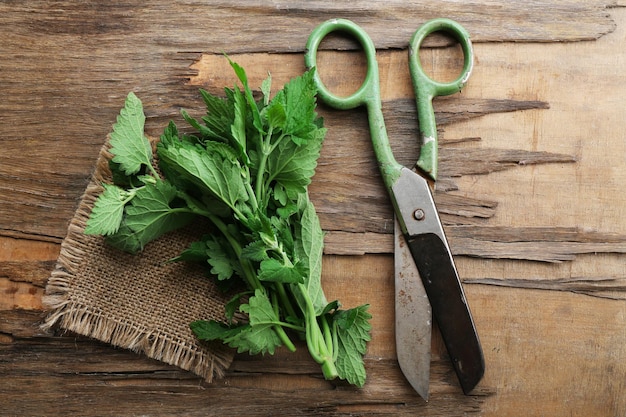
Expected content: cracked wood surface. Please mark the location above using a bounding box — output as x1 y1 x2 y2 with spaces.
1 1 626 416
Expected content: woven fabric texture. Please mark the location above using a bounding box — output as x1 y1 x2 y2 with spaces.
42 139 234 382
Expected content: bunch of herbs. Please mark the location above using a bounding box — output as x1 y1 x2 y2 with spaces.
85 59 371 387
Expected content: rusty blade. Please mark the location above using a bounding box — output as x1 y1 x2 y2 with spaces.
394 217 432 401
392 167 485 395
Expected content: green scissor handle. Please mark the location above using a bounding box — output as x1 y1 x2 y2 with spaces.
409 18 474 180
305 18 403 189
305 18 473 184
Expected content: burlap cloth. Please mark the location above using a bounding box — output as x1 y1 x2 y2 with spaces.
42 138 234 381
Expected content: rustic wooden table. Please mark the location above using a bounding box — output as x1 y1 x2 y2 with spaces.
1 2 625 416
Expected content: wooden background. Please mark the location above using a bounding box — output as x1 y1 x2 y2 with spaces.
1 1 625 416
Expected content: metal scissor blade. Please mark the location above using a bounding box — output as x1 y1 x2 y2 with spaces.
394 217 432 401
392 167 485 394
407 233 485 394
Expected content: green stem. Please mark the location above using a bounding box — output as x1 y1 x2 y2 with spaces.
242 166 258 212
331 319 339 363
255 320 305 332
320 315 333 355
267 131 288 154
212 217 296 352
275 283 298 321
275 322 296 352
176 190 296 352
270 290 281 317
177 192 264 290
297 283 338 380
254 126 274 206
320 359 339 382
147 163 160 180
302 305 322 364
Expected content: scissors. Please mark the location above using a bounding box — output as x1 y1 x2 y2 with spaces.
305 18 484 400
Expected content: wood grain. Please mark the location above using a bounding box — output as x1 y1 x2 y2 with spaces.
1 329 489 417
0 0 615 241
1 1 625 416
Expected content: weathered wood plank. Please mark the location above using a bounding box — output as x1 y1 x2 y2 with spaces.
0 0 610 243
0 1 616 53
0 310 489 417
324 226 626 261
0 260 55 287
3 277 625 417
0 93 553 242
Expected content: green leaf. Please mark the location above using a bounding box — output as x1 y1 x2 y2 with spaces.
205 236 237 281
258 258 304 284
334 305 372 387
230 86 248 164
320 300 341 316
158 122 198 194
272 182 288 206
271 216 295 255
190 320 247 343
276 201 298 219
108 160 135 187
224 291 251 322
157 138 248 211
181 109 216 139
260 72 272 106
160 120 179 146
284 69 319 140
266 128 325 198
84 184 135 236
243 290 276 326
236 290 284 354
204 140 240 162
106 181 193 253
169 239 209 263
193 290 283 355
293 194 327 313
199 88 236 142
109 92 153 176
266 90 286 131
241 240 269 262
227 57 264 135
105 223 142 253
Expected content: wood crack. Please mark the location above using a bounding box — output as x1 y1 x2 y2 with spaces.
464 277 626 300
324 226 626 264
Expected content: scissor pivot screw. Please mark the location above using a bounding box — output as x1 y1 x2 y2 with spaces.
413 209 426 221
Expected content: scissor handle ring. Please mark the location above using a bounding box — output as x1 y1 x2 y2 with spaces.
305 19 380 110
409 18 474 97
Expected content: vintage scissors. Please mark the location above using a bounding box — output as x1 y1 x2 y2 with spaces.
305 18 484 399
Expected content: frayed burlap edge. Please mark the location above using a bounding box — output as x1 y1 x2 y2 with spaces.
42 139 235 382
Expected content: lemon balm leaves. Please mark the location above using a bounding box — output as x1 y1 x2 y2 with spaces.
229 86 249 165
334 305 372 387
204 236 240 281
86 59 371 387
105 181 194 253
293 194 326 314
283 69 319 143
84 184 136 236
227 57 264 135
109 92 154 176
191 290 283 355
266 127 325 200
157 139 248 213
